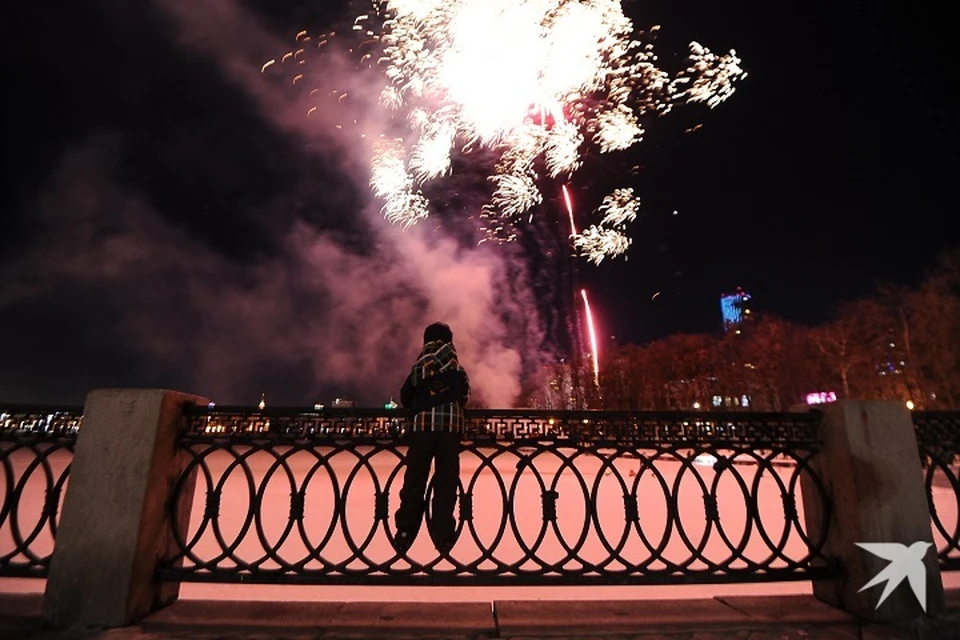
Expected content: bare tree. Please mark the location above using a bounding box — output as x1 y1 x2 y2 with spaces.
811 299 881 400
736 314 791 410
600 344 648 410
902 250 960 408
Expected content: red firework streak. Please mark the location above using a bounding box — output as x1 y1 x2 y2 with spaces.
580 289 600 388
562 184 577 236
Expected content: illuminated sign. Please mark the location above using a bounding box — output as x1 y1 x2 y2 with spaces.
805 391 837 405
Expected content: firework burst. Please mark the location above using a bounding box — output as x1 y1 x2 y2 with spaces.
269 1 746 263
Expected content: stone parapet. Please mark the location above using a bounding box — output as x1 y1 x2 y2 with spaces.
42 389 207 629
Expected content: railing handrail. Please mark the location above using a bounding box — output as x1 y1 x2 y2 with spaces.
0 404 84 414
178 405 823 448
182 403 821 421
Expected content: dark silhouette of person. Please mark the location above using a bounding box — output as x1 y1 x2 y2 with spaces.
393 322 470 554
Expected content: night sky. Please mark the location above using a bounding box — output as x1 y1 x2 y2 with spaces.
2 0 955 406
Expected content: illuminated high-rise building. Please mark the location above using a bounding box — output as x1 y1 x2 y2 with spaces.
720 287 751 333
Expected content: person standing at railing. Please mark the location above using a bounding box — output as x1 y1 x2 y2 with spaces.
393 322 470 555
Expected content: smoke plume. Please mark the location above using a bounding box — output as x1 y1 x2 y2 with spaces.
0 0 553 407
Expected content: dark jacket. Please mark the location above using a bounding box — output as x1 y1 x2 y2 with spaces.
401 340 469 432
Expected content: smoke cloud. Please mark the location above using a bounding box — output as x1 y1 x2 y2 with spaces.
0 0 552 407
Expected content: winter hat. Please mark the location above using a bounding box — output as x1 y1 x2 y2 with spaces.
423 322 453 344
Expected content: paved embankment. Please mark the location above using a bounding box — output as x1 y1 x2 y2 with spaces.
3 592 960 639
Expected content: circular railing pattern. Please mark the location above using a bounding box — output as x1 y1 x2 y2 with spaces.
160 408 832 585
914 411 960 571
0 406 80 577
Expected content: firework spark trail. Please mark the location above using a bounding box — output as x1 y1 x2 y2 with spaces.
580 288 600 388
272 0 746 263
562 184 577 236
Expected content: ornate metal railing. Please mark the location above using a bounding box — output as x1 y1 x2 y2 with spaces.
159 407 834 585
914 411 960 571
0 405 82 577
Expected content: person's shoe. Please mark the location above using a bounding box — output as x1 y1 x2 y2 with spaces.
393 529 415 554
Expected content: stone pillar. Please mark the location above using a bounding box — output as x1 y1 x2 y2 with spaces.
800 400 944 621
43 389 207 630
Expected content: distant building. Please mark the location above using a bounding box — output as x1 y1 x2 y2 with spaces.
720 287 751 333
331 398 355 408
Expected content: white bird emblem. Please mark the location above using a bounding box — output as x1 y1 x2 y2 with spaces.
856 541 932 612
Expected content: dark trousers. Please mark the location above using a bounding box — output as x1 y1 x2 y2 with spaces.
394 430 461 545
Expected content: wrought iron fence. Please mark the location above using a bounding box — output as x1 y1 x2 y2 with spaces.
914 411 960 571
0 405 82 577
159 406 833 585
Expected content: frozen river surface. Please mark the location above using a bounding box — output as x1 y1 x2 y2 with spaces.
3 444 959 601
